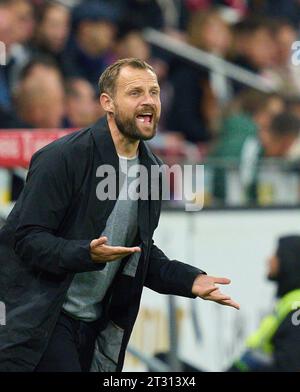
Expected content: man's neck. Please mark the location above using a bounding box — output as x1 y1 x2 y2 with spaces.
107 115 139 159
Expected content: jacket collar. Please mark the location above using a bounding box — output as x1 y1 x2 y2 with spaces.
91 116 119 170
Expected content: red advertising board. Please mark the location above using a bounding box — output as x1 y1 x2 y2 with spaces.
0 130 75 168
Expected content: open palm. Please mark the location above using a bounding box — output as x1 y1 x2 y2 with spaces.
192 274 240 310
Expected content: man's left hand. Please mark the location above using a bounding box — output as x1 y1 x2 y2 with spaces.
192 274 240 310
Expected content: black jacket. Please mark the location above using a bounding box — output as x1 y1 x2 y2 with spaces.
0 117 204 371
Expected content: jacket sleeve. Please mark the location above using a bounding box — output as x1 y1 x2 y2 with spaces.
144 240 206 298
14 145 106 276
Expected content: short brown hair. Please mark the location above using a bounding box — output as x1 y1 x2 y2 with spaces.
98 58 155 97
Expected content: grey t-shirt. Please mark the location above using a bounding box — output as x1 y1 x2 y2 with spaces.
62 155 139 321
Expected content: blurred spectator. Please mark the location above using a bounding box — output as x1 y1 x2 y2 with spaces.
64 78 99 128
0 0 34 115
232 17 277 93
210 90 285 203
260 111 300 162
62 0 119 89
0 105 26 128
14 57 65 128
188 8 233 104
32 1 70 73
188 8 232 56
9 0 35 44
114 29 151 62
0 1 16 49
0 1 16 111
263 20 300 96
286 96 300 118
248 0 300 28
113 0 189 32
166 8 233 143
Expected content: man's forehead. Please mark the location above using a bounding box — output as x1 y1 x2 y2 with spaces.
117 66 159 88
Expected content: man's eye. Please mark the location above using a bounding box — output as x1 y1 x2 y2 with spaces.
151 91 159 95
130 91 139 96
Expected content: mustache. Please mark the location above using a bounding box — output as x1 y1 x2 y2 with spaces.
136 105 157 116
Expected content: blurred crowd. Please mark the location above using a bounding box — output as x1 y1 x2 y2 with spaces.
1 0 300 203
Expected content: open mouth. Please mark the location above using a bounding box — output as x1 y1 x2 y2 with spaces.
136 113 153 124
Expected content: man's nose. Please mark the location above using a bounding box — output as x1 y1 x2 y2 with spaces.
141 92 156 105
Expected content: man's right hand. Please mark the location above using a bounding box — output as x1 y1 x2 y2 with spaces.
90 236 141 263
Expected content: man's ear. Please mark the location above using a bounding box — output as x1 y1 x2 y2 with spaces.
100 93 114 114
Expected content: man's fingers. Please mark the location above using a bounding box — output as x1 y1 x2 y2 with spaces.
104 245 141 255
204 286 219 296
90 236 108 248
107 250 142 261
212 277 231 285
215 295 232 302
195 275 240 309
219 299 240 310
207 290 231 301
91 242 142 263
91 239 141 255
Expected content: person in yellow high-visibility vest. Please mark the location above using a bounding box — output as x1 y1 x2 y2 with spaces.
154 234 300 372
229 235 300 372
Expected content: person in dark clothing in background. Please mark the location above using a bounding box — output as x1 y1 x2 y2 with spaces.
14 57 65 129
166 62 212 143
231 17 277 94
166 9 233 144
31 1 71 75
61 1 119 90
155 234 300 372
112 0 189 32
229 235 300 372
0 1 19 117
248 0 300 28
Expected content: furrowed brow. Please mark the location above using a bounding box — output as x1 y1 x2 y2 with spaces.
127 85 143 92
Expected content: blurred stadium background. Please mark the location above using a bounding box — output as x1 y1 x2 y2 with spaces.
1 0 300 371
